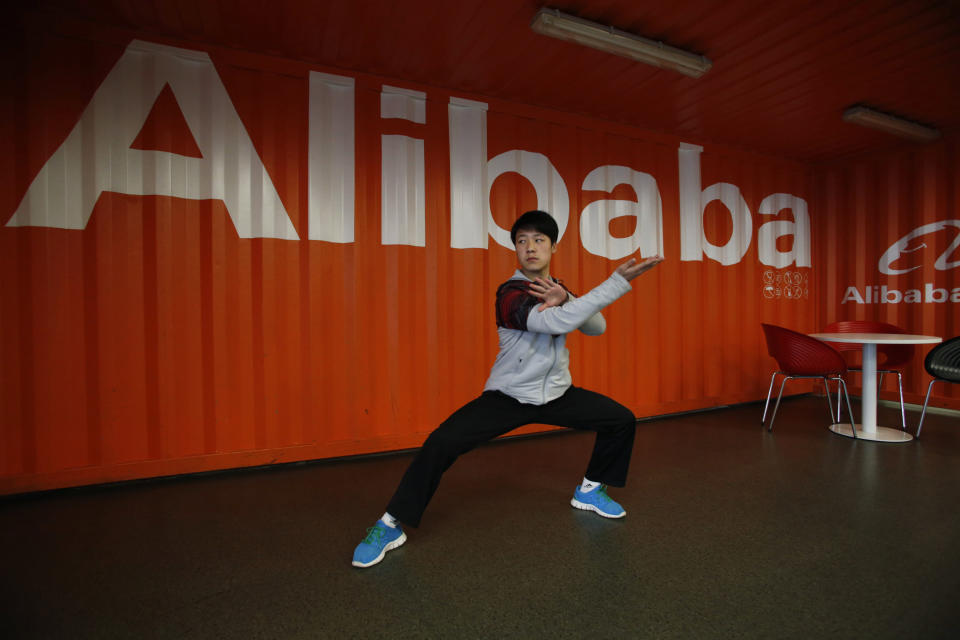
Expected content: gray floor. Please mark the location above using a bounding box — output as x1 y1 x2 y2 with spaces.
2 396 959 639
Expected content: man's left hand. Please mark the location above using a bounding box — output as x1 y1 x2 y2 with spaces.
529 278 568 311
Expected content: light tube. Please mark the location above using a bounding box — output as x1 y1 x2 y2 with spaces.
530 7 712 79
842 106 940 142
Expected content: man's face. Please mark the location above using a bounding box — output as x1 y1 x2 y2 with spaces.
514 228 557 272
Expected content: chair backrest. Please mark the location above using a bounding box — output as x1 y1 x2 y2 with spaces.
823 320 914 368
925 336 960 383
761 323 848 376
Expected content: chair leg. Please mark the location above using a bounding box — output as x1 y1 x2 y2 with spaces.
896 372 906 431
837 377 858 439
836 383 843 422
915 379 937 439
768 376 790 432
833 383 838 421
761 372 778 426
822 377 835 423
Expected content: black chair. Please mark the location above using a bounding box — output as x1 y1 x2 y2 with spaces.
915 336 960 439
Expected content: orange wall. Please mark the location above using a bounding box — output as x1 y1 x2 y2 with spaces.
813 137 959 409
2 27 818 494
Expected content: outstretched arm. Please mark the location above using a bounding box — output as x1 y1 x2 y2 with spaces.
528 279 605 335
526 255 663 335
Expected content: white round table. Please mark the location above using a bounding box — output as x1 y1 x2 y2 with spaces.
809 332 942 443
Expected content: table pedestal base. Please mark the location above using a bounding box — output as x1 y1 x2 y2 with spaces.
829 423 913 443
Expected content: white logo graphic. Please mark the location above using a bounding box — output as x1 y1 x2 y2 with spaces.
6 39 812 268
7 40 299 240
842 283 960 305
878 220 960 275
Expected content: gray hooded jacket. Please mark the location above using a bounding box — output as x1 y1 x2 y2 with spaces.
483 270 631 405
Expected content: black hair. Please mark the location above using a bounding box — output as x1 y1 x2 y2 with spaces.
510 210 558 245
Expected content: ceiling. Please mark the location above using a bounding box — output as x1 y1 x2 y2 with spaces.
20 0 960 162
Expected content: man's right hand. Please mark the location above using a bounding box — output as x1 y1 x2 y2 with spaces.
615 255 664 282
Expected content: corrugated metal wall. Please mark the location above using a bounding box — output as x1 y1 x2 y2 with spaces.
3 30 818 494
813 137 959 408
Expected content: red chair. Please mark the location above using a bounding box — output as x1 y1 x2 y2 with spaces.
761 324 857 436
823 320 914 430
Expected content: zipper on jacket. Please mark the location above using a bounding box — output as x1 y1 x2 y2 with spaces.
541 335 559 403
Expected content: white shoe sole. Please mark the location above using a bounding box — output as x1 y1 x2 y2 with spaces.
570 498 626 519
352 531 407 568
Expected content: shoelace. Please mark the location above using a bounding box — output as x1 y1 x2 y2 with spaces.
362 525 387 546
595 485 613 504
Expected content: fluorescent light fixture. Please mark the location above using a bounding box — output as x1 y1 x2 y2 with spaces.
530 7 712 78
842 105 940 142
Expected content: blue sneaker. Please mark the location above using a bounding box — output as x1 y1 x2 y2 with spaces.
571 485 626 518
352 520 407 568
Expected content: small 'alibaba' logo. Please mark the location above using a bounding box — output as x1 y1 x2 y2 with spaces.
878 220 960 275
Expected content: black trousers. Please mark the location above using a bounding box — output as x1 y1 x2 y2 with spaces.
385 386 636 527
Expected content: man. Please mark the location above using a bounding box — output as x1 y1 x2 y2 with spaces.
353 209 663 568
